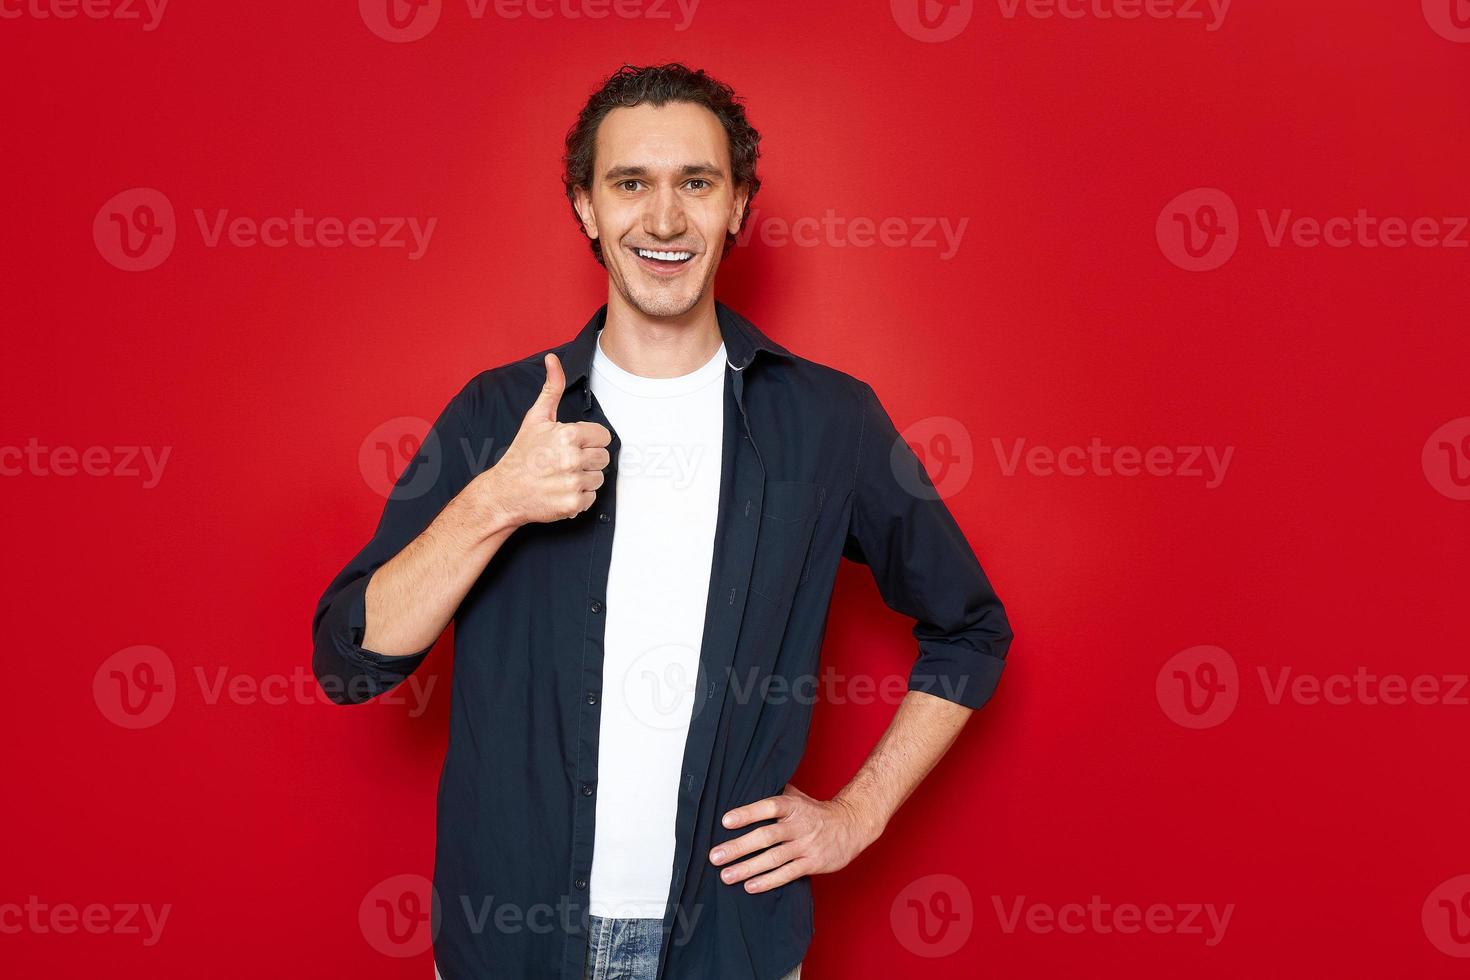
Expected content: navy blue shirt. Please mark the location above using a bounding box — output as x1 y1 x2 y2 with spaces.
312 301 1012 979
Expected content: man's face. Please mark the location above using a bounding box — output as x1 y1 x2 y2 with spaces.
574 101 748 319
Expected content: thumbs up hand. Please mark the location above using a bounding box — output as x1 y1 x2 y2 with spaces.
482 353 612 527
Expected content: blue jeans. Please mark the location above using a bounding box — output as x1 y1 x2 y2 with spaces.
583 915 802 980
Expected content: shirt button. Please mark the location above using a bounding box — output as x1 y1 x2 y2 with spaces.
589 599 604 614
597 512 610 523
574 878 587 890
581 783 594 797
585 691 599 705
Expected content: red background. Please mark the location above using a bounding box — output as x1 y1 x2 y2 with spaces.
5 0 1468 975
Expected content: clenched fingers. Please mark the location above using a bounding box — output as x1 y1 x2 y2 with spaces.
569 421 612 448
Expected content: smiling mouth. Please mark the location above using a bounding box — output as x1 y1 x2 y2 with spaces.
628 245 696 275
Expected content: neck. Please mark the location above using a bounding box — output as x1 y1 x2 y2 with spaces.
599 289 723 379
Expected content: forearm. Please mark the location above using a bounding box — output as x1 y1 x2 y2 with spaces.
362 471 519 656
833 690 973 839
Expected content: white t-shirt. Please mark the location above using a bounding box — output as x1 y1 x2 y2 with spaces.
586 329 726 919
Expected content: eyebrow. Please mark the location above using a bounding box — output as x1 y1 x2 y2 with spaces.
602 162 725 182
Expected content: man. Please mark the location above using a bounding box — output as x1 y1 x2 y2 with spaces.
313 63 1012 980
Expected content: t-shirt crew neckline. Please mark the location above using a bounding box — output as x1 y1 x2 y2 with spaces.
591 329 727 399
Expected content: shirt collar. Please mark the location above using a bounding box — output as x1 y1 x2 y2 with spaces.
557 299 792 391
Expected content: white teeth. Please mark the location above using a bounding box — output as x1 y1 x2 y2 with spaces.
635 248 692 262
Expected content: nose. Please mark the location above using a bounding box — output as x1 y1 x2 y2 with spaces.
641 184 688 242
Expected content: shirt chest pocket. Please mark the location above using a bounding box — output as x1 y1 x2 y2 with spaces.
749 480 824 604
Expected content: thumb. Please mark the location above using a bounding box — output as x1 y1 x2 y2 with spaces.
525 352 566 425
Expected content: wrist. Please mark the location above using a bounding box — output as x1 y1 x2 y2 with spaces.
833 791 888 846
464 469 523 539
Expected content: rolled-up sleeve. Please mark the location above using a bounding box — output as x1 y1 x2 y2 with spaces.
312 379 484 705
841 381 1013 710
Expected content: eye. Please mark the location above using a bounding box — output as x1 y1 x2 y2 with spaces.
618 180 644 192
687 179 710 191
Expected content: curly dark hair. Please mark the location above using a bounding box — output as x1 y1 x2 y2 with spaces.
561 63 763 266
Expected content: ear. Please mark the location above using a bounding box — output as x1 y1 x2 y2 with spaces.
729 183 751 236
573 185 599 241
